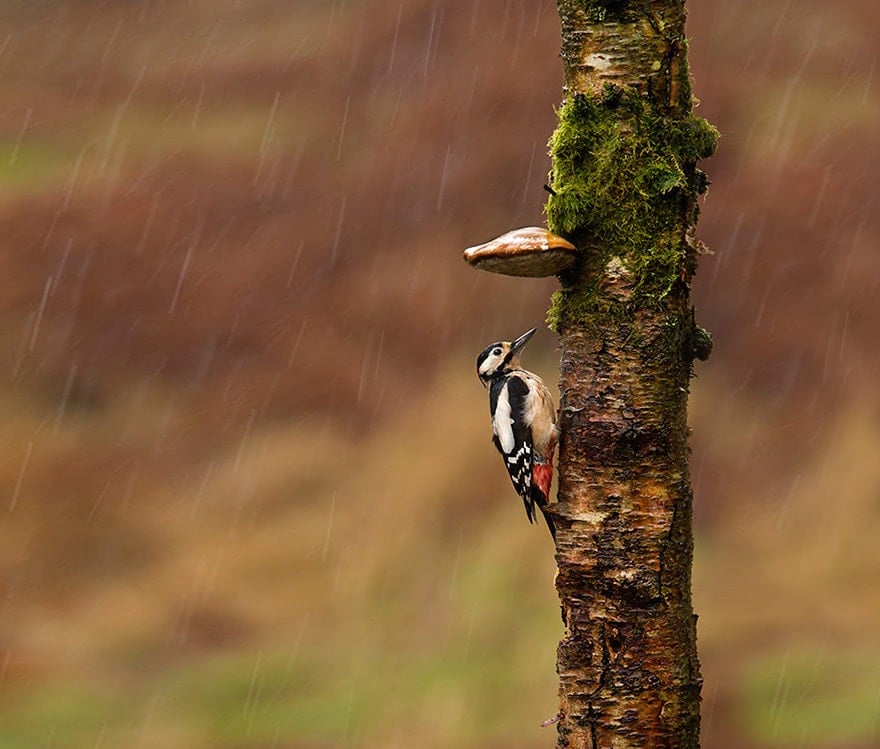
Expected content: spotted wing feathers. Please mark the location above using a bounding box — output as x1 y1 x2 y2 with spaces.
490 375 538 523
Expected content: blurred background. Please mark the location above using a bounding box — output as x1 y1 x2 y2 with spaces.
0 1 877 747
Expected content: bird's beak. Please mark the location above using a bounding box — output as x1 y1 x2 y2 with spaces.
510 327 537 355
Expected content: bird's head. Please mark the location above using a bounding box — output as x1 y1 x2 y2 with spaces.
476 327 536 387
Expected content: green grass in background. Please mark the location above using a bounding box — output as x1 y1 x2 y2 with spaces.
743 647 880 746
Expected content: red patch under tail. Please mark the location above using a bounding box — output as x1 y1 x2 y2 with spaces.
533 462 553 502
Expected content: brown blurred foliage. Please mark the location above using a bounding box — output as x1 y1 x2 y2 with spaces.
0 1 878 748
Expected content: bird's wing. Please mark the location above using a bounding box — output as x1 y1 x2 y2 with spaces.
491 375 536 522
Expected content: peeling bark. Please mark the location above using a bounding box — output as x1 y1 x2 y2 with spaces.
547 1 714 746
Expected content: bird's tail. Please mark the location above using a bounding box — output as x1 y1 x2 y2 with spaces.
538 500 556 539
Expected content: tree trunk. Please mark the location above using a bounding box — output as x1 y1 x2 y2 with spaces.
546 1 717 747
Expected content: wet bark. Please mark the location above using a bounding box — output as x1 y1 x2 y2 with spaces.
547 1 713 747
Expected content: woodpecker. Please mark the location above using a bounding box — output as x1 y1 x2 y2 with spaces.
476 327 558 537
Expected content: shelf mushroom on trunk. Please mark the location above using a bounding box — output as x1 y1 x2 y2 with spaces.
463 226 576 277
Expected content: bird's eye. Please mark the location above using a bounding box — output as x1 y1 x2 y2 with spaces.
492 347 502 356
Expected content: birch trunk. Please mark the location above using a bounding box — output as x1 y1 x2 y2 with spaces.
546 2 717 746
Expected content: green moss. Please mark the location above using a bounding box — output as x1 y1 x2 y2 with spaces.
691 324 713 361
544 89 718 332
545 281 631 334
570 0 639 23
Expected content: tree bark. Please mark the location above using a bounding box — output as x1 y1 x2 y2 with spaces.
546 2 716 747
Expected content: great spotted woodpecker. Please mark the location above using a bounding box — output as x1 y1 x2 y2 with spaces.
476 327 558 537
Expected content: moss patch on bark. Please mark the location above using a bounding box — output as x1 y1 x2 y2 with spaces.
545 88 718 332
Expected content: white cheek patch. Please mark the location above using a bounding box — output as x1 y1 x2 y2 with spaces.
493 383 515 453
479 353 500 376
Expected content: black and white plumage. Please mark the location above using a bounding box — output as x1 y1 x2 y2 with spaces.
476 328 558 537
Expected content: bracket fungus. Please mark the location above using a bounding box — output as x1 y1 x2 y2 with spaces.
463 226 576 278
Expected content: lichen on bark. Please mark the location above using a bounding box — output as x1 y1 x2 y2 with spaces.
547 0 715 746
